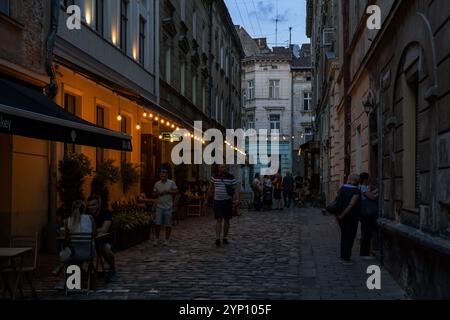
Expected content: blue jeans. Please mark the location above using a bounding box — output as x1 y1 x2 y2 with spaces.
155 207 173 227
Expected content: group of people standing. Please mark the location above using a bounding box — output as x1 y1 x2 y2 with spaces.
331 172 379 265
251 172 300 211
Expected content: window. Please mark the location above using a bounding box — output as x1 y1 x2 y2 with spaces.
139 16 146 65
96 106 105 169
220 98 224 124
64 93 78 155
179 0 185 22
214 95 219 120
63 0 74 8
165 47 171 84
303 92 312 111
0 0 10 15
121 116 129 166
247 114 255 130
192 9 197 40
269 114 281 131
202 25 207 52
180 63 185 95
304 127 312 142
247 80 254 100
269 80 280 99
120 0 128 52
242 90 247 106
192 75 197 105
220 45 224 70
202 86 206 112
95 0 104 35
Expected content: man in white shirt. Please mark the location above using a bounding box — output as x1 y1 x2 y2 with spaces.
153 168 178 246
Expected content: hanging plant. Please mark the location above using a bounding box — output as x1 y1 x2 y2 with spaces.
121 161 140 194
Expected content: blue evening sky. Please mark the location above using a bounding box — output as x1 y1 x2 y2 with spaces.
224 0 310 48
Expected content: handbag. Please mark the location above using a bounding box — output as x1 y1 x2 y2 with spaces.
326 191 343 215
360 198 379 219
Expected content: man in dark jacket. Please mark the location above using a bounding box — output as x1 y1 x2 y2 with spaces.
282 172 294 208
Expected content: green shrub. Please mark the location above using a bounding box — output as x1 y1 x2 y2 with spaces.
57 152 93 216
91 159 120 209
121 161 140 194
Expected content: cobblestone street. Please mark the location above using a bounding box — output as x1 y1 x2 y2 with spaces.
33 207 407 300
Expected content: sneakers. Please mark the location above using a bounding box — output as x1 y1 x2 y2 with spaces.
215 239 221 247
340 259 355 266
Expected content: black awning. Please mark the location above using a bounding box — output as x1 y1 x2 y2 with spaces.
0 78 132 151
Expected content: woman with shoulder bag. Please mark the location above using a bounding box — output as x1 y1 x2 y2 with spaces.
359 173 379 260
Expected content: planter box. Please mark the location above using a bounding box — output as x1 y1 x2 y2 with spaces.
114 225 151 251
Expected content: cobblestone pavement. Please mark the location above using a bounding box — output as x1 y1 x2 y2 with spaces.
28 207 407 300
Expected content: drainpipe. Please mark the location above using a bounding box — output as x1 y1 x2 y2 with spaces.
45 0 60 231
342 0 351 181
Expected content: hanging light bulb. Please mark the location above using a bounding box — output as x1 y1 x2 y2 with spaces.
166 122 171 127
171 124 175 129
161 119 165 124
143 112 147 117
176 127 180 131
155 116 159 121
136 124 141 130
158 135 163 139
117 114 122 121
150 114 153 118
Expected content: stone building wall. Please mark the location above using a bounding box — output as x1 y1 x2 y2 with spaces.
0 0 47 77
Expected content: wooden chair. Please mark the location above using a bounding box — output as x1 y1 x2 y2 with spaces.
2 232 39 299
187 197 202 217
64 233 97 296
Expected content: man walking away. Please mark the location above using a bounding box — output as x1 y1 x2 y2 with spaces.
208 164 239 247
251 173 263 211
282 172 294 208
153 168 178 246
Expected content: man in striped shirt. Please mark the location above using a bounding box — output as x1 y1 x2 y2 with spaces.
208 164 239 247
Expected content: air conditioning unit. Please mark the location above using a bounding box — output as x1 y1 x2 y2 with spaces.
322 27 336 47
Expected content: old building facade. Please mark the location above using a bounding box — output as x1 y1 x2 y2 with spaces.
159 0 244 182
291 44 313 179
308 0 450 298
237 27 293 187
0 0 50 242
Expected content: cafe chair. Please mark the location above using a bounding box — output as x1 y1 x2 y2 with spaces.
187 197 202 217
64 233 97 296
3 232 39 299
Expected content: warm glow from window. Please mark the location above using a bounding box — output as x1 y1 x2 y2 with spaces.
112 29 117 45
133 47 138 60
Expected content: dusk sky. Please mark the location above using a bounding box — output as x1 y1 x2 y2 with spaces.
224 0 310 48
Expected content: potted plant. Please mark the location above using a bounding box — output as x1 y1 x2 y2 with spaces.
111 201 153 250
57 152 92 217
121 161 140 194
91 159 120 210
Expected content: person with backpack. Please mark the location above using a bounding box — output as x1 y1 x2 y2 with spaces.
330 174 361 265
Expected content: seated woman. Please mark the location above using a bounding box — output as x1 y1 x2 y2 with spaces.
52 200 96 276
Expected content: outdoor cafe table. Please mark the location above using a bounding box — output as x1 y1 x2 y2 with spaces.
0 247 33 299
